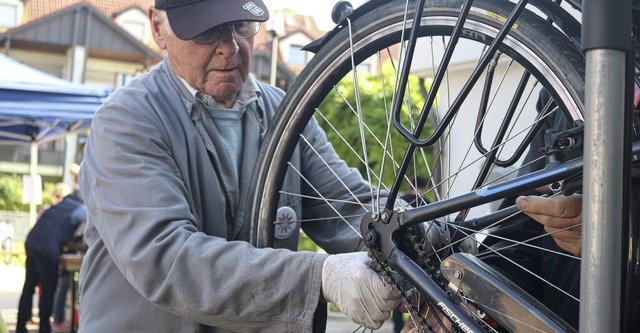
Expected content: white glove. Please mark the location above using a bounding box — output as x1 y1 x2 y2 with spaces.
321 252 401 329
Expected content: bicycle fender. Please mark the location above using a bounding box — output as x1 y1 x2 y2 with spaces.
303 0 392 54
529 0 582 50
303 0 583 54
441 253 579 333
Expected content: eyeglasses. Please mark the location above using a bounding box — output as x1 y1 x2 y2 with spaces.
192 21 261 45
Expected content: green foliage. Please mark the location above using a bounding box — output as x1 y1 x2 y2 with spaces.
0 174 61 212
297 231 318 252
316 62 435 186
328 303 341 313
0 175 29 212
41 182 63 207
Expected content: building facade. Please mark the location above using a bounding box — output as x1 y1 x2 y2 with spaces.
0 0 326 182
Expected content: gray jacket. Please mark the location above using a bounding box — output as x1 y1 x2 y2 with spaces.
78 59 370 332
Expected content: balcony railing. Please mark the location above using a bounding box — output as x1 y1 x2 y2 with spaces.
0 145 65 171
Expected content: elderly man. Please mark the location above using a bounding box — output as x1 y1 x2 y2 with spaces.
77 0 399 332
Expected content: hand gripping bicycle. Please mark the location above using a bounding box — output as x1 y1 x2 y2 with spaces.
245 0 640 331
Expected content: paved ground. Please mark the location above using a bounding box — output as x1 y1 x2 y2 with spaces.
1 264 38 333
0 264 396 333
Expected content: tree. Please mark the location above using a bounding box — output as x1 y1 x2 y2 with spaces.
0 174 61 212
0 175 29 211
316 61 435 188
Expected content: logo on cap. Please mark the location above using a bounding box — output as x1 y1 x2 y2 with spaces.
243 2 265 17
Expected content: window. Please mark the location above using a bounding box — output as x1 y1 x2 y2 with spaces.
288 45 307 66
357 63 371 74
115 73 134 88
114 9 149 43
121 20 146 42
0 2 20 28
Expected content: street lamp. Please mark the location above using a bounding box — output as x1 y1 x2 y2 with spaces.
266 11 285 87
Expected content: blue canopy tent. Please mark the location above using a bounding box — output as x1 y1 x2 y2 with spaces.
0 54 110 144
0 54 111 224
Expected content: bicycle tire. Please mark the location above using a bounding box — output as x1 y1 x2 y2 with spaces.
246 0 587 330
2 237 12 265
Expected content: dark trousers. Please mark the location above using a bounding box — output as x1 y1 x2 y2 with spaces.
16 248 58 333
393 309 404 333
53 268 70 323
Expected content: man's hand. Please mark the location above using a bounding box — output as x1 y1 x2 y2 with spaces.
322 252 401 329
516 194 582 257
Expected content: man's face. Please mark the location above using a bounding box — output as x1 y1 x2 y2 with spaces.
150 8 254 108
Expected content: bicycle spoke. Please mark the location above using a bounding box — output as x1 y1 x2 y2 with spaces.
248 0 586 330
285 162 363 240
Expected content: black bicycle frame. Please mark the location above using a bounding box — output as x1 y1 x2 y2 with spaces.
362 140 640 332
356 0 586 221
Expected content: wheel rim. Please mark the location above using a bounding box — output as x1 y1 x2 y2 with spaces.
249 0 585 330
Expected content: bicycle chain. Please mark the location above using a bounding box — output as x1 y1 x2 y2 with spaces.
368 225 492 333
368 226 437 333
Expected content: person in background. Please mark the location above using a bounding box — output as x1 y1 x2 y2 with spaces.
37 183 72 219
19 182 72 329
68 163 81 198
77 1 400 332
16 186 86 333
52 163 86 331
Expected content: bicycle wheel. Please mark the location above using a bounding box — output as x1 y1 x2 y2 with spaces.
246 0 586 330
2 237 12 265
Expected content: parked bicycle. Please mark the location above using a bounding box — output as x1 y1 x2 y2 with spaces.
246 0 640 332
0 220 15 265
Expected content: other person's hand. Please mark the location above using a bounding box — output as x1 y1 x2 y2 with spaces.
322 252 401 329
516 194 582 257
